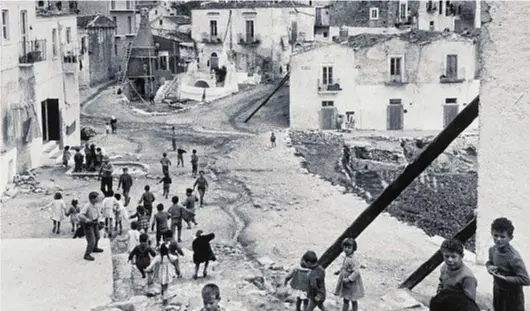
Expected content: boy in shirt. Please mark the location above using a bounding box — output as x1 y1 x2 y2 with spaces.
437 239 477 301
151 203 170 247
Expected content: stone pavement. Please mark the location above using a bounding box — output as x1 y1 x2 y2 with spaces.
1 238 113 311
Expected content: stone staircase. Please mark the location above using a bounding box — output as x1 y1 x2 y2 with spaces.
39 141 61 167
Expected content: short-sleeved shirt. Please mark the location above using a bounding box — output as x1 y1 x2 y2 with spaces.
160 157 171 167
80 202 99 222
183 195 198 212
141 192 155 206
168 203 185 219
154 211 170 231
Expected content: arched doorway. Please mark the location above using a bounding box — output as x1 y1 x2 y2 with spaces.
194 80 210 88
210 52 219 69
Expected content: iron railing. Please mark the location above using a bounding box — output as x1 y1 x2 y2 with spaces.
317 78 342 92
19 39 47 64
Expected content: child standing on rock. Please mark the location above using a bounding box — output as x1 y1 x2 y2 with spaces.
334 238 364 311
284 253 311 311
128 233 156 279
146 243 178 306
66 199 81 233
42 192 67 234
192 230 216 280
486 217 530 311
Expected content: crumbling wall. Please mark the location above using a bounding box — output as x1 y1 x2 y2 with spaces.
88 28 116 86
329 0 398 28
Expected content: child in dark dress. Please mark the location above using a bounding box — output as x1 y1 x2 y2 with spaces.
437 239 477 301
305 250 327 311
486 217 530 311
192 230 216 280
128 233 156 278
159 175 172 199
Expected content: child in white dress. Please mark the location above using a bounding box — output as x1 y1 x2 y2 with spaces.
101 190 117 237
127 221 141 254
42 192 67 234
146 243 178 305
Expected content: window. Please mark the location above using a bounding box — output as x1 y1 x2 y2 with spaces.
389 57 402 79
446 54 458 79
114 42 118 55
322 66 333 84
66 27 71 44
429 21 434 29
20 10 28 36
81 36 86 54
111 0 116 9
245 20 254 41
445 98 457 104
209 20 217 36
52 28 58 56
159 19 163 26
1 10 8 41
126 0 132 10
439 0 443 14
369 7 379 20
155 9 158 15
321 101 334 107
127 16 132 33
445 0 451 16
323 31 328 38
399 3 407 20
37 1 45 7
113 16 117 34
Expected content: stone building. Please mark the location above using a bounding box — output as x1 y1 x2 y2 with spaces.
77 14 116 88
289 31 480 131
1 1 80 192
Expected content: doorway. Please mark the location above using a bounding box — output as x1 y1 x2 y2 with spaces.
387 99 404 130
443 98 459 128
210 52 219 69
41 99 60 141
320 100 336 130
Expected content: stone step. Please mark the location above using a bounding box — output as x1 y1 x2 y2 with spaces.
42 141 58 153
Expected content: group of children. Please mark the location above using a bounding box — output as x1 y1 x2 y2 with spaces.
283 217 530 311
61 142 107 173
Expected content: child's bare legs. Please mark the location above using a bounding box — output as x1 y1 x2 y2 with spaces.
203 260 209 277
342 299 356 311
193 263 200 279
198 189 205 206
71 220 75 232
161 284 168 304
52 220 57 233
173 260 182 277
306 300 326 311
55 221 61 234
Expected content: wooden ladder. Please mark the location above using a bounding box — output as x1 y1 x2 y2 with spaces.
117 42 133 87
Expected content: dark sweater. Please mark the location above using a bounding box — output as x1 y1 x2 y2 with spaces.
118 173 133 190
437 263 477 300
486 244 530 291
128 244 156 269
308 265 326 301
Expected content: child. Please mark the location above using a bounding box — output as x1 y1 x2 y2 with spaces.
73 147 84 172
191 149 199 178
95 147 103 169
334 238 364 311
160 153 171 176
168 196 187 243
305 250 327 311
177 147 187 167
101 190 117 237
128 233 156 279
183 188 199 229
486 217 530 311
192 230 216 280
110 116 117 134
62 146 71 169
429 289 480 311
200 283 227 311
66 199 81 233
151 203 170 247
164 230 184 278
117 167 133 206
193 171 209 207
145 243 178 306
42 192 67 234
284 253 311 311
171 126 177 152
127 221 141 253
270 132 276 147
114 193 127 235
159 174 172 199
138 185 156 217
437 239 477 301
105 122 111 134
129 205 150 233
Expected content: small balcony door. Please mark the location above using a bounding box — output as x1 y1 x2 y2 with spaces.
245 20 254 42
20 10 28 54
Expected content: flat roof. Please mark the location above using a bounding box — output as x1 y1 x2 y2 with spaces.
1 238 113 311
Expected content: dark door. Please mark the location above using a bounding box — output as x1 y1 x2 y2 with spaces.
387 99 404 130
320 107 336 130
443 104 459 128
41 99 60 141
210 52 218 69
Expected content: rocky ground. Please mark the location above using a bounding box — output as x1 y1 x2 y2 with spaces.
2 80 480 311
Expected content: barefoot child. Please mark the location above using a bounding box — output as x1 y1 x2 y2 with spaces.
486 217 530 311
285 253 311 311
127 221 141 253
159 175 172 199
146 243 178 305
66 199 81 233
193 171 209 207
270 132 276 147
151 203 170 247
128 233 156 279
114 193 127 235
334 238 364 311
177 147 187 167
192 230 216 279
168 196 187 243
305 250 327 311
160 153 171 176
117 167 133 206
183 188 199 229
200 283 227 311
437 239 477 301
101 190 117 237
62 146 71 169
138 185 156 217
42 192 67 234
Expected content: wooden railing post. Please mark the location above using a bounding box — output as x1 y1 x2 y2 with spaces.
318 96 479 268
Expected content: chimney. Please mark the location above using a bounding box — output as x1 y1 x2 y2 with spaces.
474 0 481 28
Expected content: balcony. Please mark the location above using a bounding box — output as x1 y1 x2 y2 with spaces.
426 1 438 14
384 74 409 86
201 33 222 45
36 1 78 17
237 33 261 46
62 51 78 74
317 79 343 94
440 67 466 83
18 39 47 66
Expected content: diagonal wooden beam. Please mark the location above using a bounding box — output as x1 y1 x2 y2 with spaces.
318 96 479 269
244 72 290 123
399 217 477 290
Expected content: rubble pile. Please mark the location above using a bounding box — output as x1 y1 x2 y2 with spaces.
81 126 99 141
288 129 343 146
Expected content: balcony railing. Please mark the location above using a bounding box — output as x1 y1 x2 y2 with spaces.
36 1 78 17
237 33 261 46
426 1 438 14
440 67 466 83
384 74 409 86
201 33 222 44
62 50 78 73
317 78 342 93
19 39 47 65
